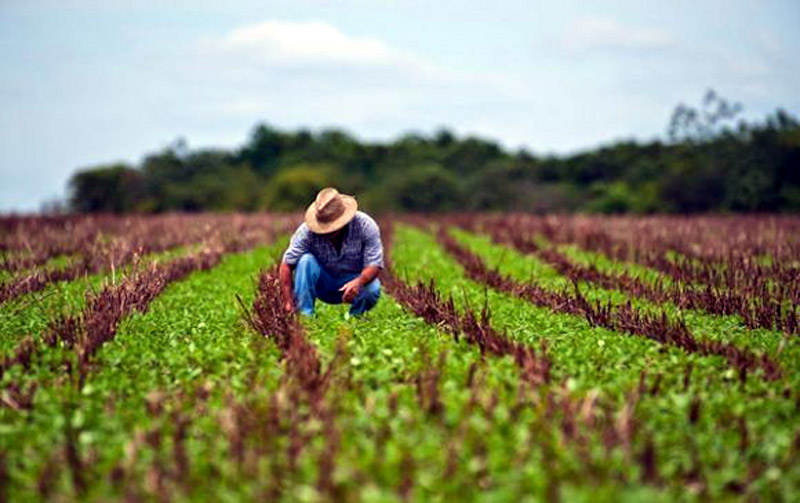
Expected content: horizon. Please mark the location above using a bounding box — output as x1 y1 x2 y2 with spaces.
2 0 799 212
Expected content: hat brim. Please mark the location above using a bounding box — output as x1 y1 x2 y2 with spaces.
305 194 358 234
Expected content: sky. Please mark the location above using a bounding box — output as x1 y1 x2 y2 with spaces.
1 0 799 212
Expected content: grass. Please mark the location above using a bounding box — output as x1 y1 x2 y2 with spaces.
448 227 800 377
390 224 800 501
1 242 286 502
0 219 798 502
0 246 191 356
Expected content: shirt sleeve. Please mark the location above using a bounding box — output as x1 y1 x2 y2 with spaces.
282 224 311 265
361 215 385 268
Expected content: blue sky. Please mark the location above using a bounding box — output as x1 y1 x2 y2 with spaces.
1 0 799 212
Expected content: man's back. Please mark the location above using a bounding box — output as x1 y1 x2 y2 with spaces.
283 211 384 276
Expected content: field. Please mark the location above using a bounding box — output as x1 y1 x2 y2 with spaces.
1 213 799 502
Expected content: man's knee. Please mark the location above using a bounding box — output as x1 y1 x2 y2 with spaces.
295 254 323 282
296 253 319 271
293 254 321 291
363 278 381 301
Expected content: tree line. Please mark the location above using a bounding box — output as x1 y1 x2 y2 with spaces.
69 91 800 214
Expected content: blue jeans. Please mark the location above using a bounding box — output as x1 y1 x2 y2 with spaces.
293 253 381 316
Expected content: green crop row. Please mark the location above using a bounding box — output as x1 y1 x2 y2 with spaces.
448 227 800 379
1 242 285 502
2 222 798 502
296 291 667 502
390 224 800 501
0 254 79 283
0 246 192 356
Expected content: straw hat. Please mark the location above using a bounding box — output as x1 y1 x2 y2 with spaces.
305 187 358 234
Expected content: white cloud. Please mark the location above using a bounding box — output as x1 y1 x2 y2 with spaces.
560 16 676 54
187 18 533 134
214 19 413 67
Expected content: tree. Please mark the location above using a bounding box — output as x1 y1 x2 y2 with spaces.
260 163 337 211
668 89 743 143
238 123 287 178
63 97 800 214
69 163 144 213
443 136 504 176
389 163 463 212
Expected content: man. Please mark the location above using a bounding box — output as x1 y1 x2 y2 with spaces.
280 187 383 317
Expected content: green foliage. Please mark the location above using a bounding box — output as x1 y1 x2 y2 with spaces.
383 163 463 212
585 181 661 214
67 92 800 214
135 146 261 212
69 163 144 213
260 163 338 211
391 224 800 500
3 222 800 500
0 243 286 502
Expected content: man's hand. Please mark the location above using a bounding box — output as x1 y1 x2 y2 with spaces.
283 299 295 314
340 266 380 304
339 278 362 303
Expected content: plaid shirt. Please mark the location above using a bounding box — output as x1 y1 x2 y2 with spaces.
282 211 384 275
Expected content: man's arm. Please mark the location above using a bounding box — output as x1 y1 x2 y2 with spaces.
340 214 384 303
279 261 295 313
340 265 381 303
280 224 311 313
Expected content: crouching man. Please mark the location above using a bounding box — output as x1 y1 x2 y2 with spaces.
280 187 383 317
